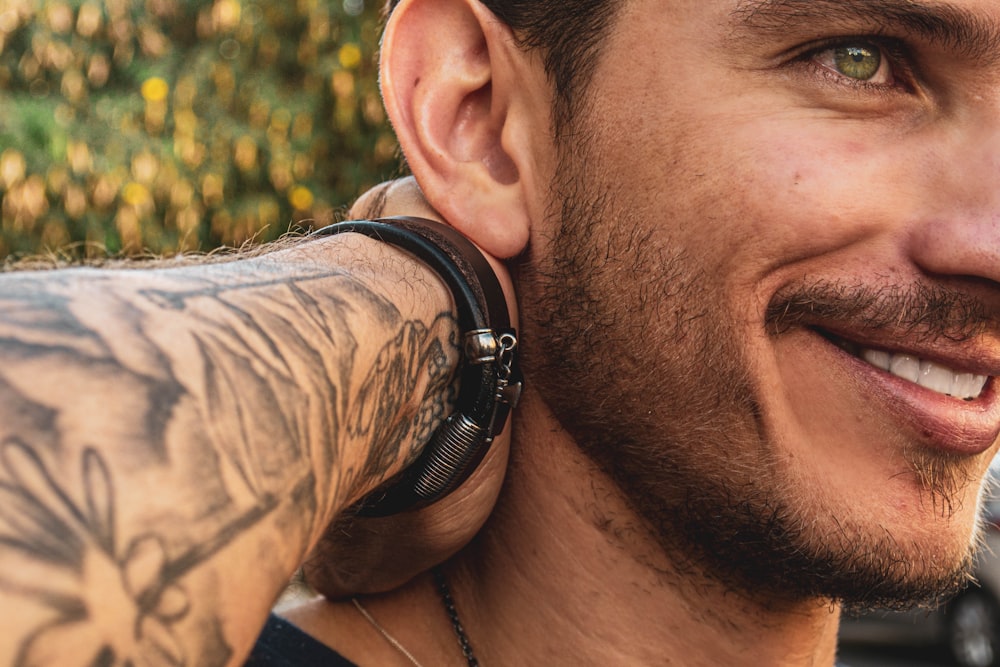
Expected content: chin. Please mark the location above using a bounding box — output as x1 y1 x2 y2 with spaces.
627 420 987 612
835 532 976 614
759 456 984 611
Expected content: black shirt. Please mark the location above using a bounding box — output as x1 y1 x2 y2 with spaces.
245 614 358 667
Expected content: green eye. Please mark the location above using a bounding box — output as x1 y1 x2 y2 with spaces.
833 45 882 81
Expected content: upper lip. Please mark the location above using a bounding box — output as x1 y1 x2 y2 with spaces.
764 277 1000 376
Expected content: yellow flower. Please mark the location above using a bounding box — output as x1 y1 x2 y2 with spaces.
141 77 169 103
338 43 362 70
122 182 151 207
288 185 313 210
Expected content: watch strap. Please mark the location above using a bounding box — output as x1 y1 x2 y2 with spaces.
310 216 521 515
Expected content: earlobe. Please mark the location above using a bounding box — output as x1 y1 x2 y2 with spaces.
381 0 535 258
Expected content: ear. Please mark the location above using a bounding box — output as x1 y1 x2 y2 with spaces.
381 0 542 258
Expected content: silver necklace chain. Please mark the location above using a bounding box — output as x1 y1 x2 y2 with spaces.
351 567 479 667
352 597 426 667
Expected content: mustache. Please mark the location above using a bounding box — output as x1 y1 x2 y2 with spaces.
765 280 996 343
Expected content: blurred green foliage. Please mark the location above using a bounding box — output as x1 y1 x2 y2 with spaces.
0 0 399 259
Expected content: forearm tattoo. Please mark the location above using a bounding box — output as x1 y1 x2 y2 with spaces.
0 254 459 666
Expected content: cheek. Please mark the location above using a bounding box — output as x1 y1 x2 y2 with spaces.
577 86 934 291
729 133 909 263
730 126 933 279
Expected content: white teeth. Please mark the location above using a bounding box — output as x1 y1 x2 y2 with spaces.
859 347 989 400
889 354 920 383
920 361 958 396
953 373 987 399
861 349 891 371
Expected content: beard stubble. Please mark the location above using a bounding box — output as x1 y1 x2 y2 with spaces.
513 133 977 612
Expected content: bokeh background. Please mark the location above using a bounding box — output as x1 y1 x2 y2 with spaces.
0 0 397 260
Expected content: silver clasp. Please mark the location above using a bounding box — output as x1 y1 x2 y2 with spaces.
464 328 500 364
494 332 522 408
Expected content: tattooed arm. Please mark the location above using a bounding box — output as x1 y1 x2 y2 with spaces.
0 233 463 666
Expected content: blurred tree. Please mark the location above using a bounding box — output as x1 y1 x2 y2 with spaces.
0 0 399 259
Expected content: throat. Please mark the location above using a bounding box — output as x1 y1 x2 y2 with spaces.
454 401 843 667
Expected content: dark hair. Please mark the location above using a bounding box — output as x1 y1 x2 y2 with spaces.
385 0 620 136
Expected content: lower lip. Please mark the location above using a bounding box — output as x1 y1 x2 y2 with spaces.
811 330 1000 455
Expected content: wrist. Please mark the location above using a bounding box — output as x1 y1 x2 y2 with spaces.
281 233 463 515
309 218 521 516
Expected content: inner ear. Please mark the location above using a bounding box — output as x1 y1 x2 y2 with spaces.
453 83 519 185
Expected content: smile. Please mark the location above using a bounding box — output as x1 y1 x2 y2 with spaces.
824 333 990 401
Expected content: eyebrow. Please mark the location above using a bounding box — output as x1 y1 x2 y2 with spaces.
730 0 1000 64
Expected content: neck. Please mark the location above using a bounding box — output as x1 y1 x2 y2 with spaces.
449 387 842 667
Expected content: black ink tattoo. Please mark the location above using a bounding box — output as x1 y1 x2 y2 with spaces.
352 320 459 478
0 253 460 665
1 442 194 666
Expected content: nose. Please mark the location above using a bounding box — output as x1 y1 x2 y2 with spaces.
909 216 1000 285
908 123 1000 287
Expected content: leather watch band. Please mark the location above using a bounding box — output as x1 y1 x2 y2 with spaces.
310 217 522 515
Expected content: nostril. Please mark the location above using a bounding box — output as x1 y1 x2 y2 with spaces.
908 217 1000 287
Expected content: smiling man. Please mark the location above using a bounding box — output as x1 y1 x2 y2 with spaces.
270 0 1000 663
1 0 999 665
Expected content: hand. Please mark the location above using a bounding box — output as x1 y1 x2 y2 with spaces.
303 177 517 597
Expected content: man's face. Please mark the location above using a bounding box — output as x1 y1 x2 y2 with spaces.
517 0 1000 606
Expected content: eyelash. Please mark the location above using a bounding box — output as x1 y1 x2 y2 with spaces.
795 37 918 95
